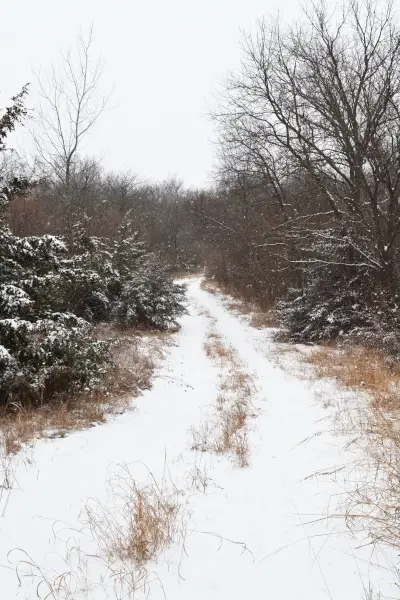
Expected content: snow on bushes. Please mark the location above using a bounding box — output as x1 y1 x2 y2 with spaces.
111 256 186 329
0 224 112 407
107 216 186 328
0 213 186 408
277 230 400 356
0 218 186 407
0 90 185 409
0 315 110 406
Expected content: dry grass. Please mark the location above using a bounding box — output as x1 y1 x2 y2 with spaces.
214 399 250 468
219 368 254 397
201 278 276 328
191 328 257 468
0 326 171 455
304 344 400 412
0 400 106 456
11 464 187 599
84 464 184 567
331 401 400 554
186 461 215 495
295 342 400 553
191 403 251 468
204 334 236 362
267 336 400 572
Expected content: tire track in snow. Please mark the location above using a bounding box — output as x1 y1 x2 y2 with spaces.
190 308 258 467
184 278 396 600
0 277 396 600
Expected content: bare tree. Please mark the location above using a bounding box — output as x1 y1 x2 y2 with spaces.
103 170 141 217
30 28 110 233
214 0 400 291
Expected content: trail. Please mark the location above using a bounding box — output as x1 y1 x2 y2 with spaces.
0 277 395 599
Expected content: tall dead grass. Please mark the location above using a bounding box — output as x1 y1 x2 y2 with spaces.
204 333 236 362
191 327 257 467
301 343 400 553
84 464 185 567
12 463 188 600
305 345 400 412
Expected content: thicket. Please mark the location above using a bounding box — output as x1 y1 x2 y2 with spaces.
7 0 400 366
200 0 400 354
0 92 185 409
10 170 205 274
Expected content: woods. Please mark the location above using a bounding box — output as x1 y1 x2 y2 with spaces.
204 0 400 354
3 1 400 404
0 89 185 409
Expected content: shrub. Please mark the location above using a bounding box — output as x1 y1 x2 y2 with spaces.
110 255 186 329
0 219 185 408
277 231 400 356
0 220 112 408
0 314 110 407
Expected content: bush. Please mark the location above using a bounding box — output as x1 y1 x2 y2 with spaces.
0 315 110 406
110 256 186 329
0 219 113 407
0 217 186 408
277 231 400 356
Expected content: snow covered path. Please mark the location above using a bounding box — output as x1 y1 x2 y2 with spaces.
0 278 395 599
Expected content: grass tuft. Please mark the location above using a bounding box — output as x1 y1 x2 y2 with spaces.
84 465 184 566
191 327 257 467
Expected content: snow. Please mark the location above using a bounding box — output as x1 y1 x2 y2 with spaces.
0 344 12 359
0 277 396 599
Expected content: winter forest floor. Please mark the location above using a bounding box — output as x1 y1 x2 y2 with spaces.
0 277 398 599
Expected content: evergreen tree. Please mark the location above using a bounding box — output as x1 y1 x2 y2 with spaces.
109 214 186 329
0 92 110 407
277 229 400 355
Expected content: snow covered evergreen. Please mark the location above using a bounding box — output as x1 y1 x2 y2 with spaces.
0 93 186 408
277 229 400 355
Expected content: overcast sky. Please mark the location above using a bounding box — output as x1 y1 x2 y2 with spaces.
1 0 301 188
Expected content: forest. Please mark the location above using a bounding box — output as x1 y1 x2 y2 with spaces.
4 0 400 404
3 0 400 411
3 1 400 598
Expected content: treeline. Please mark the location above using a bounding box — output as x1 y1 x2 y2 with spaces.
0 93 185 409
199 0 400 356
10 166 205 273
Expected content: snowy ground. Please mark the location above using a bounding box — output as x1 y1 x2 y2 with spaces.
0 277 397 599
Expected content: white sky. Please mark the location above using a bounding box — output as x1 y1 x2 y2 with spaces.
1 0 301 188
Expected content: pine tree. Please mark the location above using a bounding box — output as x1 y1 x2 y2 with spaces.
277 229 400 355
113 212 146 279
109 214 186 328
0 92 110 408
